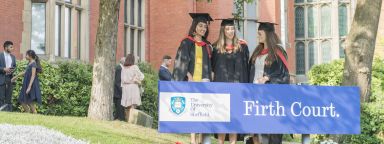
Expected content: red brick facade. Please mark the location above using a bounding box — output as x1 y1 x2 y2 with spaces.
0 0 24 58
1 0 297 75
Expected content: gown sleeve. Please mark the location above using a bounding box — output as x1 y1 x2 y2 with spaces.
172 40 191 81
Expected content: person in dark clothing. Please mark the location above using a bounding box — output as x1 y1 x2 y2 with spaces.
113 57 126 121
212 18 249 144
173 13 214 144
158 55 172 81
0 41 16 112
249 21 290 144
12 50 42 113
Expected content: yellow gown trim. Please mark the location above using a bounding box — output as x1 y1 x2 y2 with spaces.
193 45 203 81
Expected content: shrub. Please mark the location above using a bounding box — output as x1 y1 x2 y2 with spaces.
308 57 384 143
12 60 92 116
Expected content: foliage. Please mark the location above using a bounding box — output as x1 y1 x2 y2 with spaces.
11 60 93 116
11 60 161 128
137 62 159 128
308 57 384 143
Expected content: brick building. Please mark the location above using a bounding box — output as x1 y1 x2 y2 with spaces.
3 0 382 82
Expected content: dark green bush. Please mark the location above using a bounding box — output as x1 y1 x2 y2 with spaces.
11 60 160 128
308 57 384 143
12 60 92 116
137 62 159 128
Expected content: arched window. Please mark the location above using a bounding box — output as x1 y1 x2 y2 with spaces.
339 5 348 36
309 41 317 68
321 5 331 37
307 6 318 38
295 7 305 38
321 40 331 63
296 42 306 74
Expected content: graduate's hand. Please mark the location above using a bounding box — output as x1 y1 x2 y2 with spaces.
188 76 193 82
257 78 267 84
26 87 31 94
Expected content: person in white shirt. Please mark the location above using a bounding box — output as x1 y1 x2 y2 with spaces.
0 41 17 111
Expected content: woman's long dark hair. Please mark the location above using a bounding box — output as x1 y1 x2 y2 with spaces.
26 50 42 73
250 30 282 66
188 18 209 40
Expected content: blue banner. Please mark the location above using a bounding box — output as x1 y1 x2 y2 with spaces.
158 81 360 134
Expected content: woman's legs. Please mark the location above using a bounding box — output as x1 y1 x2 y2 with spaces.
28 103 37 114
218 134 226 144
191 133 196 144
21 103 30 113
125 105 137 122
228 134 237 144
253 134 261 144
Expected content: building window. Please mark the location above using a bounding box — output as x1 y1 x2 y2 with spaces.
339 5 348 36
321 5 331 37
307 6 318 38
55 0 84 59
31 3 46 54
55 5 61 56
321 40 331 63
235 1 258 52
124 0 145 61
309 41 317 68
295 7 305 38
294 0 351 75
64 7 71 58
296 42 306 75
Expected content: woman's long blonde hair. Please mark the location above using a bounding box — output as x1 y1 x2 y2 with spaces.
213 25 241 53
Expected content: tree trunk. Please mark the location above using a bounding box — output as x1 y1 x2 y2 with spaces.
343 0 382 102
88 0 120 120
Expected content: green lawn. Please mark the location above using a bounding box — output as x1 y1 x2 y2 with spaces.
0 112 189 144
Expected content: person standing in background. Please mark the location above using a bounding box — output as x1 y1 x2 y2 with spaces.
113 57 126 121
0 41 16 112
159 55 172 81
121 54 145 121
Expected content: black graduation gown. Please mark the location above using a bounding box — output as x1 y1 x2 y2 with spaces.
173 38 212 81
212 43 249 83
249 48 290 84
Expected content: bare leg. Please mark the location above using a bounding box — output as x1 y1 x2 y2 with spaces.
29 103 37 114
124 107 130 121
253 134 261 144
21 103 30 113
218 134 226 144
191 133 196 144
229 134 237 144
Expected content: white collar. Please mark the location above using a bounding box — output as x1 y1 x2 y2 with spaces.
161 65 168 69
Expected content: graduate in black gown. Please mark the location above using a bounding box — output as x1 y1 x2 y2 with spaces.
249 22 290 144
212 18 249 144
172 13 214 144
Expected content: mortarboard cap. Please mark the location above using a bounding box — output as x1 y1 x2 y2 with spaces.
189 13 214 23
257 21 278 32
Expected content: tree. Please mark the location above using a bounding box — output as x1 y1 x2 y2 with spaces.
343 0 382 102
88 0 121 120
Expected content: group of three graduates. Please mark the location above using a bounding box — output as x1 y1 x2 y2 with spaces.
172 13 290 144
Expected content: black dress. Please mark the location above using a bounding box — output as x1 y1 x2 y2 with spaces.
18 62 42 104
212 43 249 83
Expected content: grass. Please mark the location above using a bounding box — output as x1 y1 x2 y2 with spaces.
0 112 189 144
